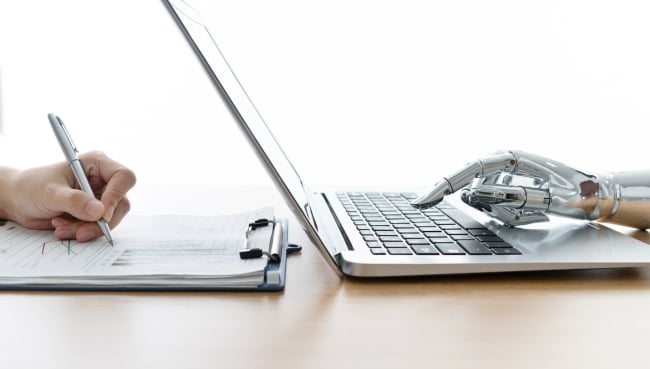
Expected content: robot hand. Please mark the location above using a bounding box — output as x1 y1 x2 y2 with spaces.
411 150 650 229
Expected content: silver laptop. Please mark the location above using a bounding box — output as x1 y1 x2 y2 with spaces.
163 0 650 277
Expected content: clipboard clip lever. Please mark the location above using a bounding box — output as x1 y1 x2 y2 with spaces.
239 218 282 262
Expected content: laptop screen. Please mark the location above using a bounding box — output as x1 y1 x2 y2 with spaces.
164 1 315 223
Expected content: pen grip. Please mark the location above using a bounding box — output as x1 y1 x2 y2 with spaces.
69 159 94 196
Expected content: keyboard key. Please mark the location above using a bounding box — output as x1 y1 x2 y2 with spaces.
419 227 441 232
439 224 462 230
402 233 427 239
407 216 430 222
389 219 411 224
379 236 402 242
484 241 514 248
394 223 417 229
372 225 394 231
400 210 421 215
476 235 504 243
458 240 493 255
370 248 387 255
492 247 522 255
428 235 454 243
376 231 398 237
435 243 466 255
397 227 419 234
468 229 495 237
368 221 390 226
424 231 445 238
383 241 408 248
427 210 447 216
387 248 412 255
433 219 455 225
440 208 484 229
364 216 385 222
411 245 439 255
451 234 475 241
413 221 437 228
406 239 431 245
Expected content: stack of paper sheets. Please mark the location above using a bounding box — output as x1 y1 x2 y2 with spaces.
0 208 275 289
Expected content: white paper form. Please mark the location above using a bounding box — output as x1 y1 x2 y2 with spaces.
0 208 274 286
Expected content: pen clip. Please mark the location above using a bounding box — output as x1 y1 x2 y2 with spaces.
55 116 79 154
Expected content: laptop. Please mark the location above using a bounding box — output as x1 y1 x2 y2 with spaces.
163 0 650 277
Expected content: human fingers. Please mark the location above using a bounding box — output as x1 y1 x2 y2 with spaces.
51 217 101 242
44 185 106 222
51 195 130 242
105 196 131 229
79 151 136 222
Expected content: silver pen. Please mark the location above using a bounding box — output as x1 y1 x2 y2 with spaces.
47 113 114 245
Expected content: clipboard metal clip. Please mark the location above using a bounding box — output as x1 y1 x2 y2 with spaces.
239 218 282 262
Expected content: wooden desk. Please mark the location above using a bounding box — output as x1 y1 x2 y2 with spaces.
1 185 650 369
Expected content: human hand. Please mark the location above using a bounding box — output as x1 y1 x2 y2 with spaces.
411 150 650 228
4 151 136 241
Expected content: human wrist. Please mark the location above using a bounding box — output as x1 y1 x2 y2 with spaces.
0 166 19 221
592 173 618 220
599 171 650 229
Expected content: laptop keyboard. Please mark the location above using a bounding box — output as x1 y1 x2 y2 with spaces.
336 192 521 256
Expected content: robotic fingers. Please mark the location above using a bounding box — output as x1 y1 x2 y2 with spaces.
410 151 518 209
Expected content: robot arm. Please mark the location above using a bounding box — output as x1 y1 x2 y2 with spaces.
411 150 650 229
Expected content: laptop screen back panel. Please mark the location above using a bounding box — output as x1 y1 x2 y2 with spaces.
163 0 343 274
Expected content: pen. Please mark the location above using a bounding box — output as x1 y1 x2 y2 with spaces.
47 113 114 245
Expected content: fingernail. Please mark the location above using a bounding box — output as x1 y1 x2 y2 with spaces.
55 228 74 240
51 218 70 228
84 200 104 219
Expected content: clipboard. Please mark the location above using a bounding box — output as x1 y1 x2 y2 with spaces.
99 218 298 292
90 218 300 292
0 210 301 291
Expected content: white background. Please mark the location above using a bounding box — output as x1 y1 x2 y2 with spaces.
1 0 649 190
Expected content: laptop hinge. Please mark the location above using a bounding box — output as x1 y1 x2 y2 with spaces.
304 203 317 231
320 193 354 251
